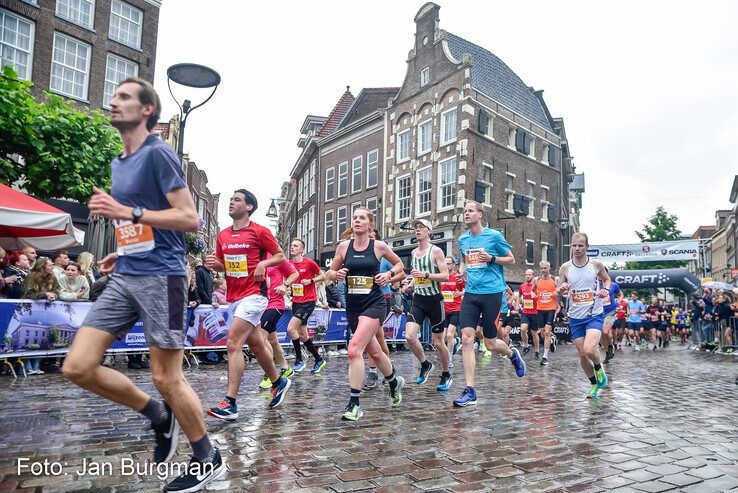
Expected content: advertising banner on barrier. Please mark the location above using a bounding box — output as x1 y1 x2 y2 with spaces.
508 324 571 343
0 300 408 357
586 240 700 263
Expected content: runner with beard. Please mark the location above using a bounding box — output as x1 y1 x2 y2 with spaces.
519 269 540 359
533 261 557 366
441 257 465 368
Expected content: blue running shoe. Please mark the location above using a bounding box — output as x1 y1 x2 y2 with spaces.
453 386 477 407
311 359 327 374
208 399 238 421
292 360 306 372
269 377 291 408
452 337 461 355
436 374 453 392
415 361 434 384
510 347 526 377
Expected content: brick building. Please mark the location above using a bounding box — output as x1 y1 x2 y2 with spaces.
1 0 160 110
382 3 576 282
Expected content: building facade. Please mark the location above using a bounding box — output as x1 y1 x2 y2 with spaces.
1 0 160 110
382 3 574 282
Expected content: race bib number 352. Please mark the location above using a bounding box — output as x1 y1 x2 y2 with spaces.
224 254 248 278
115 220 155 256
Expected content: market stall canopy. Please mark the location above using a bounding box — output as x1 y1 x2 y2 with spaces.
0 184 85 250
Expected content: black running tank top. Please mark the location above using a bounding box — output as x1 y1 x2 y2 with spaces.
343 239 384 311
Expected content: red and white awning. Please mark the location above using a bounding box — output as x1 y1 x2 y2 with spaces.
0 184 85 250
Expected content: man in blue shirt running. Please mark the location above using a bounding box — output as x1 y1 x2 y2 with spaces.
453 201 525 407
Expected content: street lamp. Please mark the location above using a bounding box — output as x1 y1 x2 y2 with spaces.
166 63 221 161
266 199 279 219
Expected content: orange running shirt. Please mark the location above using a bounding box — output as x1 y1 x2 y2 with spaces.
535 277 557 311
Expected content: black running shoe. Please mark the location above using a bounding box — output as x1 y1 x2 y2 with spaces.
163 448 226 492
540 357 548 366
153 403 179 463
534 352 540 360
522 346 530 356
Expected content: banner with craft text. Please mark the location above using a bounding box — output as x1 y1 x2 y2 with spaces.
0 300 408 358
586 240 700 263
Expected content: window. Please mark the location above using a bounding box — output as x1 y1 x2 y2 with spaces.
351 202 362 216
309 160 316 196
302 174 309 206
396 175 411 221
103 53 137 108
297 177 304 208
529 137 536 158
351 155 362 193
541 243 549 263
441 107 457 144
338 161 348 197
548 146 558 168
109 0 142 49
526 240 535 265
541 144 549 164
336 207 347 242
56 0 94 29
416 167 432 216
515 129 531 155
366 149 378 188
438 156 457 210
541 186 548 203
324 210 334 245
547 245 556 265
307 206 315 253
418 119 432 155
325 167 335 201
505 173 515 212
0 9 35 80
508 128 516 148
397 129 410 162
526 181 536 218
420 67 429 87
50 33 91 100
366 196 378 216
478 109 492 138
476 162 494 206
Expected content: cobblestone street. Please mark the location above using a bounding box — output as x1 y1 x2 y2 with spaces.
1 345 737 492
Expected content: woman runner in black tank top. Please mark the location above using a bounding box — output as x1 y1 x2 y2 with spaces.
326 207 406 421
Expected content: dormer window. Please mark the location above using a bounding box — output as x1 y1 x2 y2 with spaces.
420 67 429 87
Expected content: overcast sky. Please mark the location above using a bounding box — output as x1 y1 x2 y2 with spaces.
153 1 738 246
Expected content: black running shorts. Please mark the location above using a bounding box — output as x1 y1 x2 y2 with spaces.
538 310 556 328
260 308 283 334
459 292 502 339
408 293 446 334
347 301 387 334
521 312 539 331
444 311 460 329
291 301 316 325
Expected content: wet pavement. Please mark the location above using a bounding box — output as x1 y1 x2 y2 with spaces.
1 344 737 492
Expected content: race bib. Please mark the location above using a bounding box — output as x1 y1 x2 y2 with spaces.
571 289 595 306
414 277 432 286
465 248 486 269
523 299 534 310
115 220 155 256
347 276 373 295
540 292 553 302
442 291 454 302
292 283 304 297
224 254 248 278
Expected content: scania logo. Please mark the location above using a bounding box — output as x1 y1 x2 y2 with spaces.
642 245 650 253
661 249 668 255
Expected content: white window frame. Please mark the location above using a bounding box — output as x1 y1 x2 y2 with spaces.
297 177 304 208
337 161 348 198
541 144 550 165
440 107 458 145
351 155 362 194
526 239 535 266
416 166 432 217
103 53 138 109
336 206 347 242
541 242 550 263
541 185 550 222
526 180 536 219
396 129 411 163
56 0 95 30
325 167 335 201
420 67 429 87
366 196 378 216
395 174 412 222
324 210 334 245
478 161 494 207
366 149 379 189
50 32 91 101
0 9 35 81
529 136 536 159
505 172 515 213
307 206 315 253
417 118 432 156
109 0 142 49
508 127 516 148
351 201 362 215
309 159 316 197
437 156 457 212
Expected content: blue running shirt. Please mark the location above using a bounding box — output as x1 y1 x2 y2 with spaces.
458 228 511 295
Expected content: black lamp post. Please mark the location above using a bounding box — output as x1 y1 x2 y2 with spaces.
166 63 221 162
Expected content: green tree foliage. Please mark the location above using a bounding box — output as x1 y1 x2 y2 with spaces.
0 65 121 201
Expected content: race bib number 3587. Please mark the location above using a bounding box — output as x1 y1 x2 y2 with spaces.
115 220 155 256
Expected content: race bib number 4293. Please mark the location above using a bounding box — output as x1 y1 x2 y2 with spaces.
115 220 155 256
571 289 595 306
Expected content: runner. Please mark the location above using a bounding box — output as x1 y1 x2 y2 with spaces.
556 232 610 399
646 295 661 351
441 257 465 368
404 219 451 391
533 261 558 366
257 253 299 390
601 275 622 363
286 239 327 374
496 286 515 349
626 293 645 351
519 269 540 359
613 293 628 349
325 207 405 421
205 189 292 421
62 77 224 492
453 201 525 407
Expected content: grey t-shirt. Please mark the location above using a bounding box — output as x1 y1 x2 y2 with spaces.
111 134 187 276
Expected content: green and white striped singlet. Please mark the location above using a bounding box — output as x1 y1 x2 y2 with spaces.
411 245 441 296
